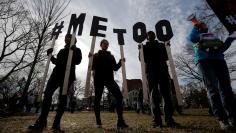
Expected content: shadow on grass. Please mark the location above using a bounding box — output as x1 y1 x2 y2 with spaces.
179 108 212 117
179 113 212 117
173 124 235 133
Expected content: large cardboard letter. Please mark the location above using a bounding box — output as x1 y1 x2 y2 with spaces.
133 23 148 103
62 14 85 95
133 22 147 43
67 13 86 35
113 28 128 99
113 29 126 45
90 16 108 37
155 20 173 41
85 16 108 97
156 20 183 106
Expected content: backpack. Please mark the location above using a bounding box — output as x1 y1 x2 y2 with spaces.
194 33 224 50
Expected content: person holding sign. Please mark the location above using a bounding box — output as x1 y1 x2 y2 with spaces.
139 31 179 128
187 16 236 131
29 34 82 131
140 31 180 128
89 39 128 129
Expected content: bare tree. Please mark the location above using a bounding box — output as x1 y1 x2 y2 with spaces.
0 0 35 83
73 80 85 98
20 0 71 107
175 54 202 83
175 45 236 85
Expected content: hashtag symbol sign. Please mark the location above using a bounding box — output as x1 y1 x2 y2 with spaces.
225 14 236 25
51 21 64 40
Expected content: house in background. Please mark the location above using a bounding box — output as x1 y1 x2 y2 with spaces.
124 79 142 110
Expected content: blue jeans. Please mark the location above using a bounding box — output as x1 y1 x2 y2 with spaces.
198 59 236 121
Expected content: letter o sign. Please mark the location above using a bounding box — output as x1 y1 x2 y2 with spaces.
155 20 173 42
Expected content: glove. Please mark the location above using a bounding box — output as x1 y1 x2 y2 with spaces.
47 48 53 56
119 58 125 63
88 52 93 58
166 41 171 46
70 44 77 51
138 44 141 49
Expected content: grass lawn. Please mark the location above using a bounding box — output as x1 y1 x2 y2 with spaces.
0 109 235 133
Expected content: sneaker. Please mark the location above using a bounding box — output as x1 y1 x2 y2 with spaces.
151 122 163 128
229 31 236 38
117 120 129 129
52 125 60 130
96 124 102 128
219 120 231 131
28 121 47 130
228 118 236 127
52 126 65 133
96 119 102 128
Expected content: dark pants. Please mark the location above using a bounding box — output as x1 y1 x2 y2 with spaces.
26 104 33 112
34 102 40 113
147 69 174 123
37 74 73 126
198 59 236 121
94 78 124 123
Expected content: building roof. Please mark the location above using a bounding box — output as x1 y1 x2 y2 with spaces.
126 79 142 92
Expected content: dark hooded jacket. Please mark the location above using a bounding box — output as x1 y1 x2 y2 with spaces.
50 44 82 82
92 50 121 80
143 40 168 74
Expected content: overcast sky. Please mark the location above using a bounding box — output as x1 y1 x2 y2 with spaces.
49 0 236 89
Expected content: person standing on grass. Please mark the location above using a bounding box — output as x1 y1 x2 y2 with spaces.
28 34 82 132
89 39 129 129
187 17 236 131
139 31 180 128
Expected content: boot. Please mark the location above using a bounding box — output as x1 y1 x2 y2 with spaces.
166 118 180 128
52 119 64 132
28 119 47 130
117 119 129 129
52 125 64 133
219 119 232 131
228 118 236 127
151 119 163 128
96 119 102 128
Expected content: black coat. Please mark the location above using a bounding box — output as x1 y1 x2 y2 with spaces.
92 50 121 80
143 40 168 74
50 44 82 82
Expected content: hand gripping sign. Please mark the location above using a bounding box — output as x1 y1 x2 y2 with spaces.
37 21 64 102
156 20 183 106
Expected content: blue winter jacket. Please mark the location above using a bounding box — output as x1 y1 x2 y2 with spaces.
188 26 231 63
